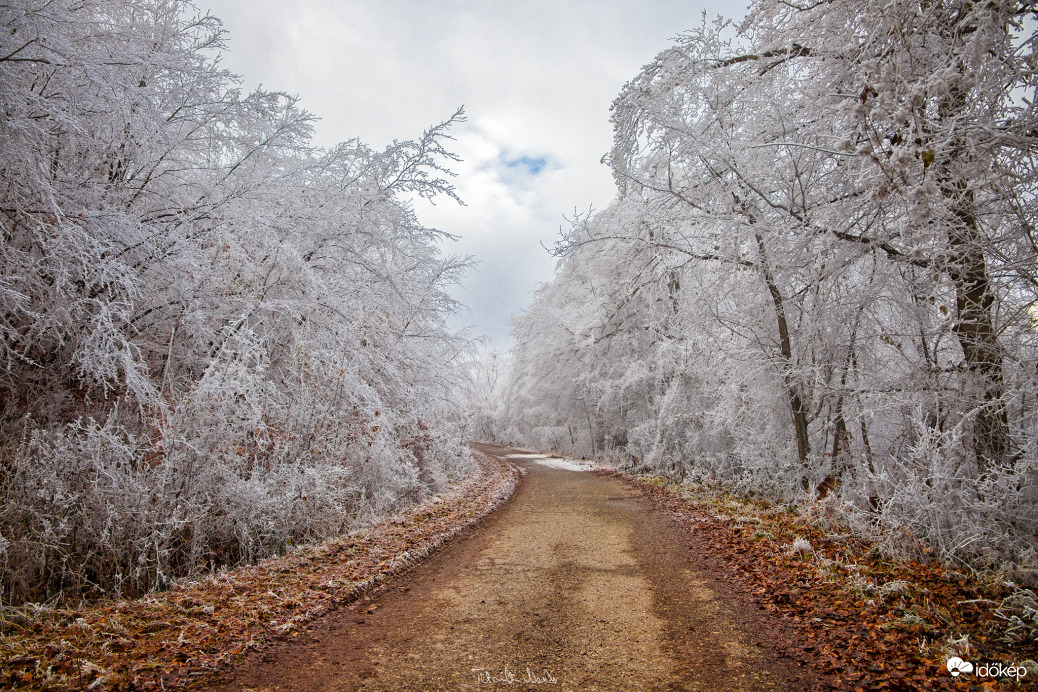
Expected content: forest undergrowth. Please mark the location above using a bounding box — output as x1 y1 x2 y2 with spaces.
0 450 518 691
623 470 1038 690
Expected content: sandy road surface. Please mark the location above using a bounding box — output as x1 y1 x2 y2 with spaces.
202 444 807 691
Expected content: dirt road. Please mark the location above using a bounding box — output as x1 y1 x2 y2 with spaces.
203 445 808 691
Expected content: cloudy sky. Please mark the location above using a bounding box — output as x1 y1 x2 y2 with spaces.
198 0 745 349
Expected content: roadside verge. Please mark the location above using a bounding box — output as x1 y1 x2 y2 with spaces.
0 449 520 691
619 473 1037 691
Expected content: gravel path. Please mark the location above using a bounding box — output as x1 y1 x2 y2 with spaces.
202 444 807 691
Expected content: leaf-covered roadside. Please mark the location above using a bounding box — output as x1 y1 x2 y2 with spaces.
0 450 519 691
622 474 1038 691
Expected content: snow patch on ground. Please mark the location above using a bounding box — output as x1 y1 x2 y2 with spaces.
504 454 598 472
534 457 596 472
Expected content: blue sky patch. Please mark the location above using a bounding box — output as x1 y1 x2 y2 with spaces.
503 155 548 175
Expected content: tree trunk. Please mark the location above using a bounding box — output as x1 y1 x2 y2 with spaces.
930 45 1013 472
945 180 1010 471
754 233 811 484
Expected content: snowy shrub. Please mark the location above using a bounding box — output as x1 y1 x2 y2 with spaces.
790 537 813 555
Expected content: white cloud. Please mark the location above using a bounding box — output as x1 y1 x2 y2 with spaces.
198 0 746 347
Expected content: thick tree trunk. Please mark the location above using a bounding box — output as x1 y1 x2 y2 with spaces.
929 45 1013 472
945 181 1010 471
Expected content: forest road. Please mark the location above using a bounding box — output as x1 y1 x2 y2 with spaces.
202 444 808 691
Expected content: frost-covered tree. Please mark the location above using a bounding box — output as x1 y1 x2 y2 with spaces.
458 348 511 441
741 0 1038 473
0 0 472 604
503 1 1038 570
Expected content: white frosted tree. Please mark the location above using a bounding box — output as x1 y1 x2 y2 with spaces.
504 1 1038 569
0 0 473 604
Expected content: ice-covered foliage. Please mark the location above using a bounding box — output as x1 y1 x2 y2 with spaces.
459 349 512 442
0 0 472 605
500 1 1038 574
